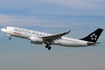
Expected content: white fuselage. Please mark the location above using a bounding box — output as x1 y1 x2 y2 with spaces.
1 27 88 47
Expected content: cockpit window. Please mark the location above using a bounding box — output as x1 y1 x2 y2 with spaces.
5 27 7 30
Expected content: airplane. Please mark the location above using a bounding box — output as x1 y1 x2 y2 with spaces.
1 27 103 50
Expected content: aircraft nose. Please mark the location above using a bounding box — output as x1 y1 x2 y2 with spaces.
1 28 4 32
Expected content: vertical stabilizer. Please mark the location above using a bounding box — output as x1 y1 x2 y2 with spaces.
81 28 103 42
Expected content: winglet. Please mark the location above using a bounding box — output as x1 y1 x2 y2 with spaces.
66 30 71 34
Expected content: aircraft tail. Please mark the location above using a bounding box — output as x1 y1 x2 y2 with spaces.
80 28 103 42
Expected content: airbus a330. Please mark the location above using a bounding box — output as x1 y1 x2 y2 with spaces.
1 27 103 50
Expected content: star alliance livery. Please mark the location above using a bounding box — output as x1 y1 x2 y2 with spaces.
1 27 103 50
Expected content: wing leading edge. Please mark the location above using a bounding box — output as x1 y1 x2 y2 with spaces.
40 30 71 42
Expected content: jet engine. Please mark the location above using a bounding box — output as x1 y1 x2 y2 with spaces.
29 36 43 44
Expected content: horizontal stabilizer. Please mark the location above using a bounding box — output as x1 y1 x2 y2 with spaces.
87 42 100 45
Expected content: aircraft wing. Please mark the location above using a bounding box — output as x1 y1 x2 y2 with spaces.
40 30 71 42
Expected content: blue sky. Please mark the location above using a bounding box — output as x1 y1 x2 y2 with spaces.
0 0 105 70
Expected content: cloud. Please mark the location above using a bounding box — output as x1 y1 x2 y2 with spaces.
0 0 105 16
0 14 105 29
0 15 74 28
0 15 48 27
0 15 73 29
42 25 72 28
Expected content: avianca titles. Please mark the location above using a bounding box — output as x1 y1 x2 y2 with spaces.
1 27 103 50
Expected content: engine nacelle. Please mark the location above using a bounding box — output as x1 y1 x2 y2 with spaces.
29 36 43 44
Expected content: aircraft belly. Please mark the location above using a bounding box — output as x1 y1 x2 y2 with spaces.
58 39 87 47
